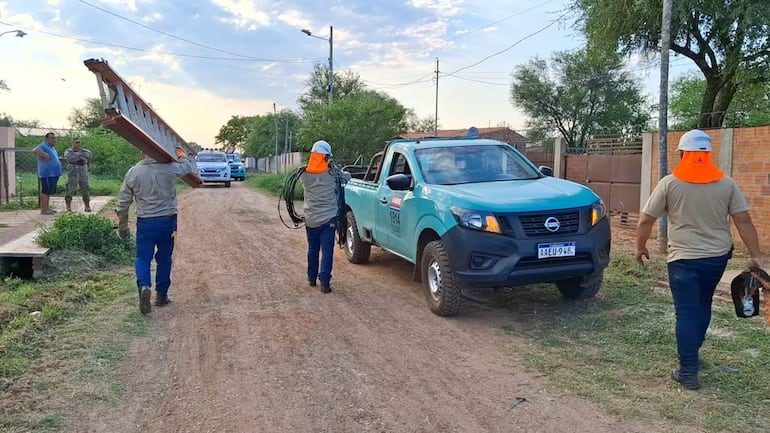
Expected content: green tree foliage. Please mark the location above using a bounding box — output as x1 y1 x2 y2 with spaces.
0 114 42 128
243 110 302 158
573 0 770 128
298 91 407 164
13 127 140 178
671 72 770 130
297 64 366 111
404 109 438 133
510 49 650 148
68 98 104 131
0 79 8 92
215 115 259 151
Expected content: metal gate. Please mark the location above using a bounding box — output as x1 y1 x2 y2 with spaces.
564 137 642 214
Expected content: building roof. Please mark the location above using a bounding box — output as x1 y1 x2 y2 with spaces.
14 127 78 137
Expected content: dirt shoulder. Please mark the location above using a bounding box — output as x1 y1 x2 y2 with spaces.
78 184 658 433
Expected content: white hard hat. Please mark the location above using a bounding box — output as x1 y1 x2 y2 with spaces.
311 140 332 155
677 129 712 152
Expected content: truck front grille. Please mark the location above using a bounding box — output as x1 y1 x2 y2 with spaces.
518 211 580 236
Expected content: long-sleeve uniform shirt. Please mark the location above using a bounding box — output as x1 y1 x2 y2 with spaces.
63 147 93 176
116 156 197 219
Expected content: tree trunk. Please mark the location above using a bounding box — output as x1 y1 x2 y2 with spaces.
698 74 738 128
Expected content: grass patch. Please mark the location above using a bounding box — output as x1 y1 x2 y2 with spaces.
0 268 145 432
245 172 303 199
37 213 134 264
14 172 124 197
0 196 39 211
491 254 770 432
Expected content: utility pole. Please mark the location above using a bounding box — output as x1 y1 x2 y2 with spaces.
284 119 289 153
329 25 334 104
657 0 672 253
434 57 439 136
273 102 278 173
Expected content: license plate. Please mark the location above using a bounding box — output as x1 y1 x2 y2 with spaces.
537 242 576 259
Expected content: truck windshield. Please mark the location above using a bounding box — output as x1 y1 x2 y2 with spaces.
415 145 541 185
196 153 227 163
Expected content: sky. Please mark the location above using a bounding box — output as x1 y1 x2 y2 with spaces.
0 0 696 147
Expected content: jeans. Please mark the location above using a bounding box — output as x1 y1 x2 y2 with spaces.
135 216 177 296
306 219 336 285
667 254 729 376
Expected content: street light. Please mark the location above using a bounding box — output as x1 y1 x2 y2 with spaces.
0 30 27 38
301 26 333 104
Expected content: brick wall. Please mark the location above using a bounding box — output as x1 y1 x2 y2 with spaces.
647 126 770 253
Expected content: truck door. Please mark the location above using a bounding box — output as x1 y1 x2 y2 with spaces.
375 151 415 259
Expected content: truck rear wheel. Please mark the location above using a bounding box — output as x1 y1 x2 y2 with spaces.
421 240 463 316
345 211 370 264
556 270 603 300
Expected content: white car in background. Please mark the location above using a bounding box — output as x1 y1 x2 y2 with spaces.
195 150 231 187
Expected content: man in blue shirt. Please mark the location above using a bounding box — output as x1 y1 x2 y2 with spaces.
32 132 63 215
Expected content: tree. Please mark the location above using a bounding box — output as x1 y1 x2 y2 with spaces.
297 64 366 111
573 0 770 128
215 115 259 151
510 49 650 148
241 110 302 158
298 91 407 164
0 113 42 128
404 109 438 133
0 80 8 92
68 98 104 130
671 72 770 130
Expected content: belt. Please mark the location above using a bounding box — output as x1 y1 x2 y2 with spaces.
137 214 177 220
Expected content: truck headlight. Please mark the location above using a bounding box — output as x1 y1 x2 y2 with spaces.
591 200 606 226
451 206 501 234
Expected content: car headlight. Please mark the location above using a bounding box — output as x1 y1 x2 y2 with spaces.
451 206 501 234
591 200 606 226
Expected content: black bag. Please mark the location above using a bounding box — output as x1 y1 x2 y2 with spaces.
730 267 769 318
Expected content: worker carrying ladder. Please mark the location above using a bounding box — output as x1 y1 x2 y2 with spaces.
83 58 201 187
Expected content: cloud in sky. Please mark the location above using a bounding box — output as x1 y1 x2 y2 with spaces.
0 0 695 146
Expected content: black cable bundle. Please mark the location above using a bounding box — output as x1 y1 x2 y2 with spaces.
278 167 306 229
278 163 348 249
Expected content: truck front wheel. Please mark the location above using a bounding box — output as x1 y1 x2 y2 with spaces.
421 240 463 316
345 211 371 264
556 270 603 300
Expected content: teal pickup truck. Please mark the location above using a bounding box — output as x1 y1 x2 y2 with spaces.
342 134 611 316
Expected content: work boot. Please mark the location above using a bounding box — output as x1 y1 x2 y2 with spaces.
139 286 152 315
83 195 91 212
308 278 317 287
155 294 172 307
671 369 700 390
320 283 332 293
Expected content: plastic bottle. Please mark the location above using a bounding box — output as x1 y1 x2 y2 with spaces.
742 296 754 316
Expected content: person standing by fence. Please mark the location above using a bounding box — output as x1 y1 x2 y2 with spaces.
63 137 92 212
32 132 62 215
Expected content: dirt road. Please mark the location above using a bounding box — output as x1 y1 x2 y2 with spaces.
81 183 654 433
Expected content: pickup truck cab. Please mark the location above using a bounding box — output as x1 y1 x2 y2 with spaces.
343 135 611 316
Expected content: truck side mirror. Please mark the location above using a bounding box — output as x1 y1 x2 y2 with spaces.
386 174 412 191
539 166 553 177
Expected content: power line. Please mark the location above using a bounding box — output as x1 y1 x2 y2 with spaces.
445 0 557 42
445 10 571 77
0 21 319 63
77 0 256 60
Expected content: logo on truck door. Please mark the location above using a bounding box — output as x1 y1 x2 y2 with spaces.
389 195 402 234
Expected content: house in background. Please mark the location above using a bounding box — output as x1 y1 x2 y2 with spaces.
398 126 529 150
